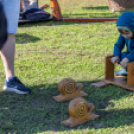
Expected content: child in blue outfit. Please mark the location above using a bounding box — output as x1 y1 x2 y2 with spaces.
111 12 134 76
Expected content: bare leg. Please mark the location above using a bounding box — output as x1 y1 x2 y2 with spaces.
0 33 15 79
1 33 31 94
0 0 31 94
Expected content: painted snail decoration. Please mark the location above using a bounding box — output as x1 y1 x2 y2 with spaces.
61 97 99 127
53 78 88 102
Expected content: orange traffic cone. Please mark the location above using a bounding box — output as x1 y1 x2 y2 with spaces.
50 0 62 20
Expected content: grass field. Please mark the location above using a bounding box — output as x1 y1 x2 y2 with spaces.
39 0 134 18
0 0 134 134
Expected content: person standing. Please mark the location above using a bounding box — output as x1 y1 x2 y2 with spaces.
0 0 31 94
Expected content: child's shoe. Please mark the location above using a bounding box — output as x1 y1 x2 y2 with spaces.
114 69 128 76
3 76 31 94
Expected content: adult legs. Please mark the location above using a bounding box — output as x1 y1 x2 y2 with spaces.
0 0 31 94
0 33 15 79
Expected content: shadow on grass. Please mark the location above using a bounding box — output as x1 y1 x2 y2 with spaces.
18 17 116 29
18 19 95 28
0 80 134 133
82 6 109 10
16 33 41 44
18 13 119 28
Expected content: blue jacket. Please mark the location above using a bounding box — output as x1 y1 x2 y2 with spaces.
114 12 134 62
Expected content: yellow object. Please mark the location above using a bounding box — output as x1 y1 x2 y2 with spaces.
61 97 99 127
52 78 88 102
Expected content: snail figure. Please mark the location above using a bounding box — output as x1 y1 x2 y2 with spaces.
53 78 88 102
61 97 99 127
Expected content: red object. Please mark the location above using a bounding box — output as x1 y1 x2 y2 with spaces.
50 0 118 22
20 0 23 8
62 18 118 22
50 0 62 20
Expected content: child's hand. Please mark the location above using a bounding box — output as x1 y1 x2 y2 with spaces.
120 58 129 68
110 56 119 64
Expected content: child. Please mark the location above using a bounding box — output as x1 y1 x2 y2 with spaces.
110 12 134 76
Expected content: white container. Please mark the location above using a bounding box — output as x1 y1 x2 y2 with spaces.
22 0 38 12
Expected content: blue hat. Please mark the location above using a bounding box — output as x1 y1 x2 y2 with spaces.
117 12 134 33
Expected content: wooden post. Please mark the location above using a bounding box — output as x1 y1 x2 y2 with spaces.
127 62 134 86
105 55 114 79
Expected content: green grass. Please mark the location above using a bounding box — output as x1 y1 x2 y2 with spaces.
39 0 134 18
0 1 134 134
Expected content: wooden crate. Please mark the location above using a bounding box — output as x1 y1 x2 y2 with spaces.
106 0 134 12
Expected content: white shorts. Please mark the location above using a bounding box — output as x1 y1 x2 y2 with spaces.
1 0 20 33
23 0 38 12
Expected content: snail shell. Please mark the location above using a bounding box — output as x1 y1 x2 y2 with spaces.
69 97 88 118
58 78 76 95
